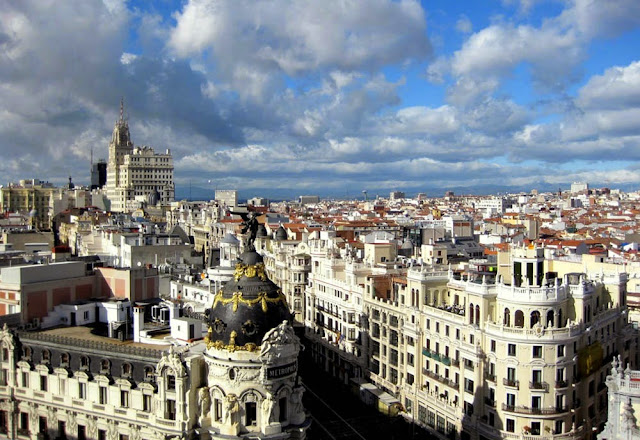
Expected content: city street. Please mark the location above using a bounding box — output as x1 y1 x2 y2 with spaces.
299 340 435 440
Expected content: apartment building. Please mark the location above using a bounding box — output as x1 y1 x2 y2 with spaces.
0 179 57 229
300 229 634 439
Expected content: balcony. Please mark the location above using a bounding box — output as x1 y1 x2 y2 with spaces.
484 373 497 383
501 403 569 415
503 378 519 389
529 381 549 392
423 368 458 388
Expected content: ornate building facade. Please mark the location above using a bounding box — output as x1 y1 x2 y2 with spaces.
106 102 174 213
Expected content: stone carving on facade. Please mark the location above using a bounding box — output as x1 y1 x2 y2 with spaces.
0 324 14 351
223 393 240 425
107 420 118 440
128 423 142 440
67 411 78 435
87 416 98 439
198 386 211 422
262 394 279 424
290 386 305 425
260 320 300 363
156 345 186 378
28 402 38 430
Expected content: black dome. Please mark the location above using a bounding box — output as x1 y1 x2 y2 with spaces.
205 250 291 351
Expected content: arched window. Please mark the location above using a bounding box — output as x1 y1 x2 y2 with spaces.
558 309 563 328
546 310 554 328
475 305 480 325
60 353 69 366
504 308 511 326
469 303 474 325
530 311 540 328
41 349 51 364
144 366 155 381
514 310 524 328
101 359 110 374
22 346 32 360
80 356 90 370
122 363 132 377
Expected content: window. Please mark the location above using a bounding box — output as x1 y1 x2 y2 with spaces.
121 390 129 407
101 359 110 373
214 398 223 421
21 371 29 388
279 397 287 422
20 412 29 433
99 386 108 404
143 394 152 412
39 416 47 434
78 425 86 440
42 349 50 364
464 378 474 393
490 340 496 352
557 344 565 357
78 382 86 399
122 363 132 377
530 421 541 435
508 344 516 356
166 399 176 420
533 345 542 358
167 374 176 390
506 393 515 407
80 356 90 370
60 353 69 366
245 401 257 426
532 396 541 409
40 375 47 391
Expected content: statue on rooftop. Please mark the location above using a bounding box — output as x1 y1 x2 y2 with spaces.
231 211 260 250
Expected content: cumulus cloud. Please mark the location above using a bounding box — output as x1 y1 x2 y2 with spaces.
0 0 638 196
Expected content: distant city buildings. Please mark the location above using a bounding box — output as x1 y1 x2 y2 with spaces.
215 190 238 209
298 195 320 205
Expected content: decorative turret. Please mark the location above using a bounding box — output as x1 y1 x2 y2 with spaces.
200 240 309 438
205 249 291 350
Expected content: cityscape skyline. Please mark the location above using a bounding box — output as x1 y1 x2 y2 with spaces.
1 0 640 196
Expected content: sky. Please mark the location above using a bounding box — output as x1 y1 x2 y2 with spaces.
1 0 640 199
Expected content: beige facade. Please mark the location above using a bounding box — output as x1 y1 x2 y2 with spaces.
106 106 174 213
0 180 56 229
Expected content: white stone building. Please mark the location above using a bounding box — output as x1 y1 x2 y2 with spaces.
106 102 174 213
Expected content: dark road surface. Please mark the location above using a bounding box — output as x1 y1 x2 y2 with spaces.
298 338 436 440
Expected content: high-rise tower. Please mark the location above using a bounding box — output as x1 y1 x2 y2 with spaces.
105 99 174 212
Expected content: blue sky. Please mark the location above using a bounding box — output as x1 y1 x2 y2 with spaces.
1 0 640 198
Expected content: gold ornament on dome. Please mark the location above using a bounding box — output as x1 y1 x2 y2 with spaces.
205 334 259 352
212 290 287 313
233 262 267 281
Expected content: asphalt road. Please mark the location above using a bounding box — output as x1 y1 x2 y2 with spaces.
298 339 435 440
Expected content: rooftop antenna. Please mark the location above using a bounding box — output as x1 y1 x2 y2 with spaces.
120 97 124 123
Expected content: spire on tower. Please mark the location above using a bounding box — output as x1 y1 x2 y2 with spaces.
120 97 124 123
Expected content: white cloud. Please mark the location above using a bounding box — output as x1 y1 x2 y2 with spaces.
578 61 640 110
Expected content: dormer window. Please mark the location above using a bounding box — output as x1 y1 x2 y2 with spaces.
60 353 69 367
122 363 132 378
22 346 32 361
144 366 155 382
100 359 110 374
80 356 90 371
41 350 50 364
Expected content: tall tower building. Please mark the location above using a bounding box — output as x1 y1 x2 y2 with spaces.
106 100 174 212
